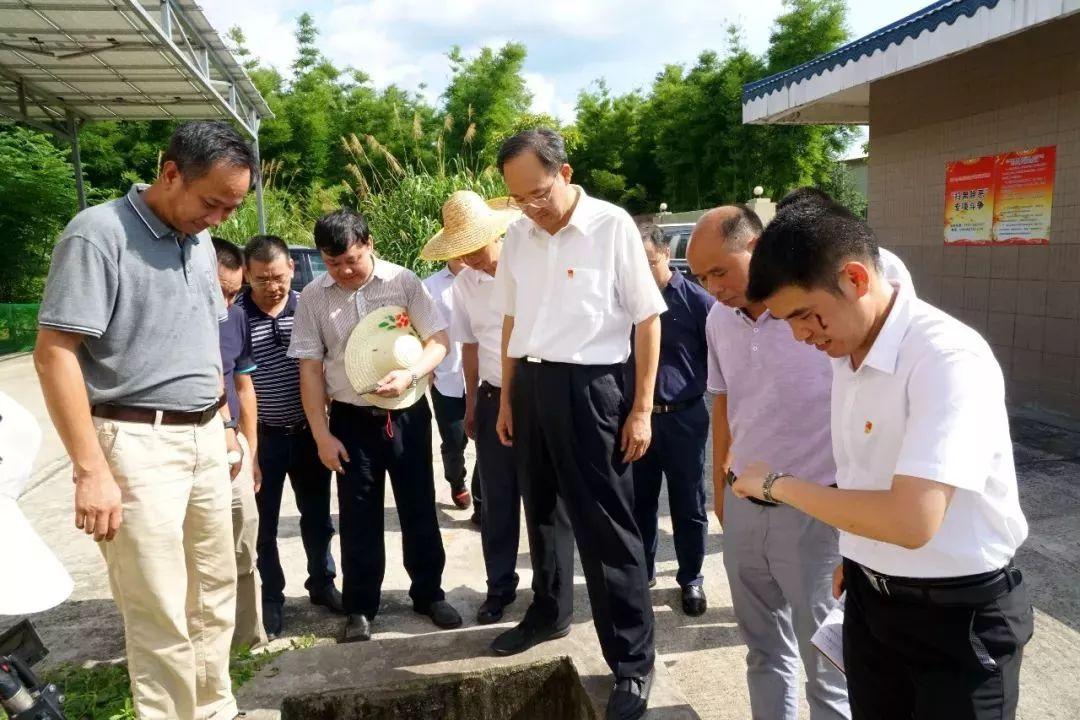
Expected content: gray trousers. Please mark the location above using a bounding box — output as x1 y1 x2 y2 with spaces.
722 484 850 720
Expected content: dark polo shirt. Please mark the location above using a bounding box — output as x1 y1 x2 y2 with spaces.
38 184 227 411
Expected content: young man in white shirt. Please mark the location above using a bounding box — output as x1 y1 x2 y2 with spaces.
491 129 666 720
423 258 480 516
733 202 1032 720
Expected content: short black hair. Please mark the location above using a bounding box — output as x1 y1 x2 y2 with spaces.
243 235 290 265
313 209 371 256
212 237 243 270
776 186 836 212
638 222 666 250
496 128 567 174
746 202 881 303
163 121 258 187
719 203 764 251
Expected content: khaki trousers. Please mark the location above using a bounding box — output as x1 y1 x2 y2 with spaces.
94 417 238 720
231 432 266 650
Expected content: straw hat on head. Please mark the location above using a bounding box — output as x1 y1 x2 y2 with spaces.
344 305 432 410
420 191 522 262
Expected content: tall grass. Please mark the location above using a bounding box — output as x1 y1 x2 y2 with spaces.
214 160 346 247
341 131 505 276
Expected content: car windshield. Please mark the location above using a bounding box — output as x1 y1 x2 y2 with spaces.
308 253 327 277
661 225 695 260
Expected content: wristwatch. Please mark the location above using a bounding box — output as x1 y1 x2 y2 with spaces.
223 417 239 431
762 472 791 504
408 371 419 389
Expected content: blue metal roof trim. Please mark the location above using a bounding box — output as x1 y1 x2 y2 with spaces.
742 0 1002 103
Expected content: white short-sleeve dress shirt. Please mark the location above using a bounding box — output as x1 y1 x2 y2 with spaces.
423 267 465 398
490 186 666 365
450 267 503 387
832 282 1028 578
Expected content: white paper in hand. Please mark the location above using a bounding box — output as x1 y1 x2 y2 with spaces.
811 592 846 674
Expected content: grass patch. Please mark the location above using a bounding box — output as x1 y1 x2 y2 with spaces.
2 636 316 720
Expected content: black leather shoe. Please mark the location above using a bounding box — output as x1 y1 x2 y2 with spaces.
415 599 463 629
605 668 654 720
310 585 345 615
476 593 516 625
262 602 283 639
342 613 372 643
647 576 657 588
490 620 571 656
470 504 482 527
681 585 707 617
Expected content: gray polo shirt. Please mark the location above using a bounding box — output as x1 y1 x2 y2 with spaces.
38 184 226 411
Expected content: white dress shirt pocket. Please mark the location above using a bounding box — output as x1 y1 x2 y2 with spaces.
560 267 610 316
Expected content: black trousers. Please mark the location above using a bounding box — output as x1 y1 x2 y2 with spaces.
513 360 655 679
843 558 1033 720
631 398 709 588
430 385 481 502
475 383 521 599
330 399 447 619
255 423 336 605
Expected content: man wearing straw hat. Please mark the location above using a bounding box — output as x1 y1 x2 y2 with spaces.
288 208 462 642
491 128 666 720
420 190 553 626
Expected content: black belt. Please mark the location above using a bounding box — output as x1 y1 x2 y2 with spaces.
258 419 309 436
520 357 621 371
479 381 502 395
92 395 225 426
652 398 699 414
725 469 777 507
855 560 1023 606
330 400 410 419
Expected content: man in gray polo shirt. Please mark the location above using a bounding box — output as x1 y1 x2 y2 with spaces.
34 121 256 720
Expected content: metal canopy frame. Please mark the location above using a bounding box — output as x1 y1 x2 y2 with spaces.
0 0 272 230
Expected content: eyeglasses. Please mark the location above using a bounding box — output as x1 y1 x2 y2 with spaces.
518 179 558 210
249 275 290 289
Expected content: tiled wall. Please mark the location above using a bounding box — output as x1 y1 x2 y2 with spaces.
868 15 1080 417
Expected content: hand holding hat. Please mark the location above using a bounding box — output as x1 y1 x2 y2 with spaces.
345 306 431 410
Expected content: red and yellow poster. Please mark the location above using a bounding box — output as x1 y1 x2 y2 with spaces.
944 145 1056 246
944 155 995 245
992 146 1056 245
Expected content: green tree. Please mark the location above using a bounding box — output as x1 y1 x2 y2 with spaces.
0 127 77 302
441 43 532 166
756 0 854 194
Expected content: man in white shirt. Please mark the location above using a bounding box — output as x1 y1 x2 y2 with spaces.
490 129 666 720
733 202 1032 720
423 259 480 516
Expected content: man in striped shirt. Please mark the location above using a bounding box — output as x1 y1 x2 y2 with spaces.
240 235 342 638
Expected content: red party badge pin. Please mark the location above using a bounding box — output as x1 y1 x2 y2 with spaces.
864 420 873 434
567 268 575 279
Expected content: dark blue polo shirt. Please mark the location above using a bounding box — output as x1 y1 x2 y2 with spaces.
629 269 716 405
220 303 257 420
239 290 306 426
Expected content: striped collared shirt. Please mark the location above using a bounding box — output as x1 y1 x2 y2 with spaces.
239 290 306 426
287 258 446 406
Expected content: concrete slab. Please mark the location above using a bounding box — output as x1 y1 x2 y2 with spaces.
237 623 697 719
